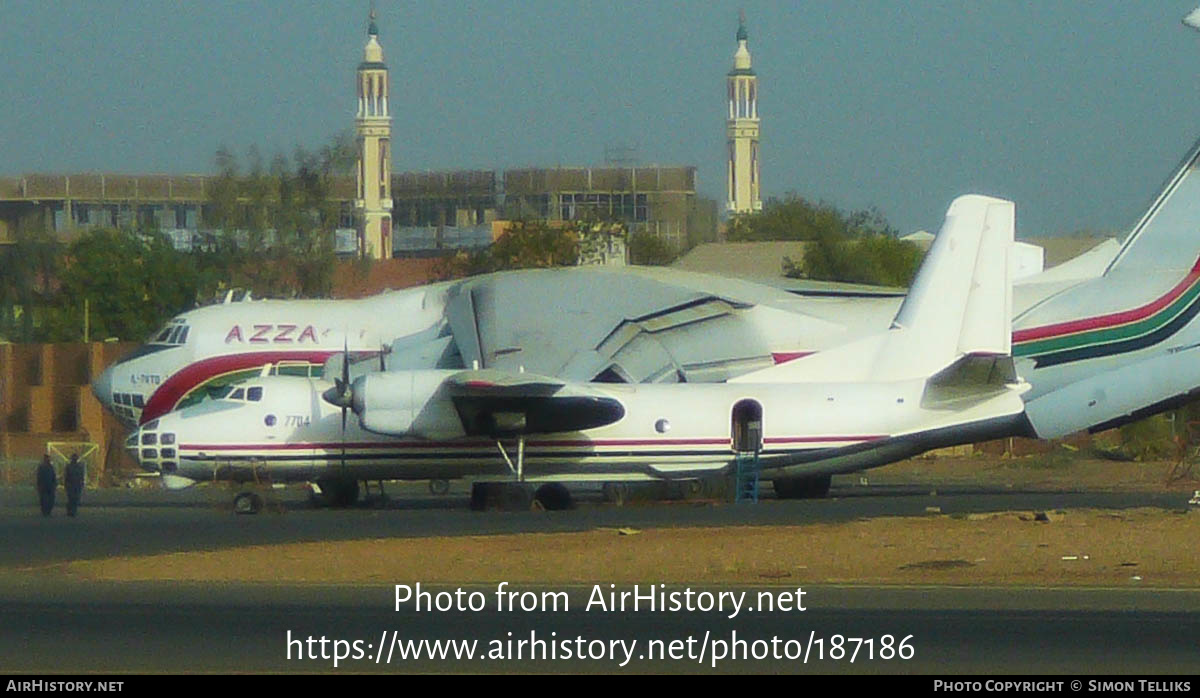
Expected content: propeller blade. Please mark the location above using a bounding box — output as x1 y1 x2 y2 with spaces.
341 338 349 473
342 338 350 387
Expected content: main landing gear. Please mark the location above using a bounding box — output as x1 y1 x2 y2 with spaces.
771 474 832 499
469 433 574 511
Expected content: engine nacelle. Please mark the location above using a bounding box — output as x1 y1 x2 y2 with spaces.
351 370 465 439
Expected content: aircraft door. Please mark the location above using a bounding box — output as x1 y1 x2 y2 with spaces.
731 399 763 454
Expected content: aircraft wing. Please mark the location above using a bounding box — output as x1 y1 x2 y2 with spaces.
436 267 870 385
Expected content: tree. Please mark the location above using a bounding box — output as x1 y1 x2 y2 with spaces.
787 232 923 287
48 229 211 342
729 193 898 242
434 219 579 279
0 215 61 342
731 192 922 286
629 231 677 265
433 217 646 279
201 139 344 298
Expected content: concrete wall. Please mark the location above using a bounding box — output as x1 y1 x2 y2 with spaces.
0 342 138 485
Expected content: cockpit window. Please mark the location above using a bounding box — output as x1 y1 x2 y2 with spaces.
219 385 264 402
148 321 191 346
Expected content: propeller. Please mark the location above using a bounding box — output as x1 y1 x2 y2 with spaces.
320 340 354 410
317 336 388 478
319 339 353 475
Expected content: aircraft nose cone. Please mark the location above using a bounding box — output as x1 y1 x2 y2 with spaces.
91 365 114 406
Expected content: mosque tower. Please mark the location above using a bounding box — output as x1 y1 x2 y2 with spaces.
355 9 393 259
726 12 762 214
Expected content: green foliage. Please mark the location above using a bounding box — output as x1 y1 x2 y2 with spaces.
728 194 897 242
790 232 925 287
0 134 351 342
436 218 628 279
730 193 920 286
1118 413 1178 461
0 216 59 342
629 231 677 266
46 229 214 342
202 141 342 298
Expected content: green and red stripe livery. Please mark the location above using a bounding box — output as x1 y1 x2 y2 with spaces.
1013 258 1200 367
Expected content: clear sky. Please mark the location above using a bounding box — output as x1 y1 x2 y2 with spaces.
3 1 1200 238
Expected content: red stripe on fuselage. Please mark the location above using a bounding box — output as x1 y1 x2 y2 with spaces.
140 350 335 424
1012 257 1200 344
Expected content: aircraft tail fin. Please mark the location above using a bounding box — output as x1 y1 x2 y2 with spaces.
731 194 1016 384
1105 136 1200 274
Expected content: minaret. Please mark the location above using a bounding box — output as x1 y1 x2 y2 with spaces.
726 12 762 214
355 9 393 259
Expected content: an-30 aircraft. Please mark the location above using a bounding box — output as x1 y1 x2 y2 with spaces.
126 194 1031 510
117 128 1200 510
99 109 1200 510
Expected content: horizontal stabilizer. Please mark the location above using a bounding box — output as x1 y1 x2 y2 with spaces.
922 354 1021 408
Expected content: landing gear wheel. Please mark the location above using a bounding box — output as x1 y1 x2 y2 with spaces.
233 491 263 515
429 479 450 495
533 483 572 511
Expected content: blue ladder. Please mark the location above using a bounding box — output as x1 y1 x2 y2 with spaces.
734 452 760 503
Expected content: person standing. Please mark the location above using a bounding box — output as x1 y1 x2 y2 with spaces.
35 455 56 517
64 453 85 518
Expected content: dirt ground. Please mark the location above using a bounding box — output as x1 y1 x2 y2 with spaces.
56 507 1198 588
43 455 1200 589
861 453 1200 493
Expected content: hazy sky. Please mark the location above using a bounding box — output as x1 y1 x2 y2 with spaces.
4 1 1200 238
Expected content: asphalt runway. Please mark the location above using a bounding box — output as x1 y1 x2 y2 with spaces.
1 482 1197 674
2 581 1198 673
0 481 1193 566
